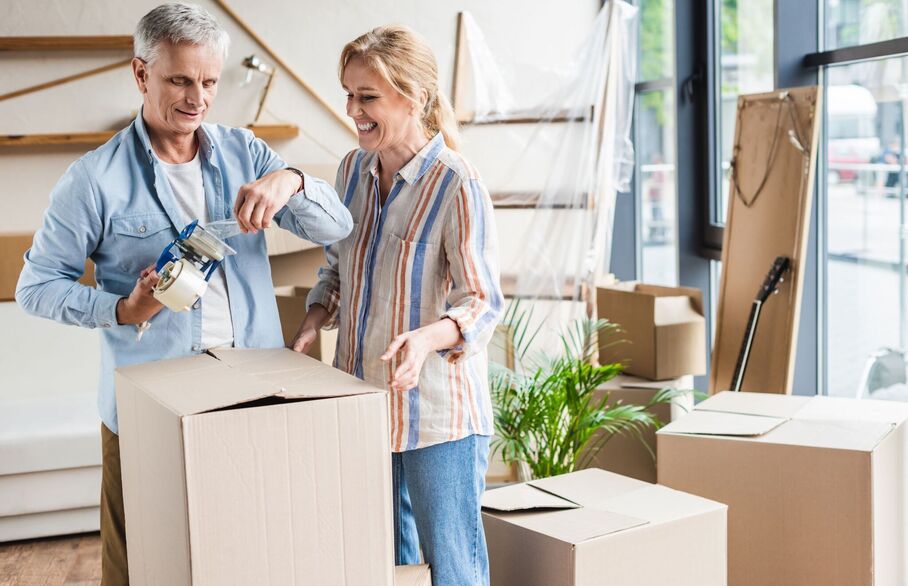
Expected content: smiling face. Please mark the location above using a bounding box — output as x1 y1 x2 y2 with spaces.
133 41 222 139
342 56 425 153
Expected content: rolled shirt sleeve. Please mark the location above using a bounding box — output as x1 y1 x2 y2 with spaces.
16 159 121 329
305 156 353 329
439 176 504 362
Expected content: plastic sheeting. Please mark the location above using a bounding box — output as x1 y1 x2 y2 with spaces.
457 1 637 355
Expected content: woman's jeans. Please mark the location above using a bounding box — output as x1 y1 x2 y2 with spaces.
392 434 490 586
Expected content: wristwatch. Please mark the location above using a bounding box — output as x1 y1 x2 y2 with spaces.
285 167 305 193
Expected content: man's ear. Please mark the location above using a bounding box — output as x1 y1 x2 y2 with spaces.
132 57 148 93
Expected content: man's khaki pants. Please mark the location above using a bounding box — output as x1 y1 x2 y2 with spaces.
101 424 129 586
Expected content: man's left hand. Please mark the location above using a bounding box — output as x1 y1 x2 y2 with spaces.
234 169 302 233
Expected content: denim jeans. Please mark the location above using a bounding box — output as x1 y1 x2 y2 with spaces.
392 434 490 586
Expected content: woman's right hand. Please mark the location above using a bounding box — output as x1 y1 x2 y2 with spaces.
290 324 318 354
289 303 331 353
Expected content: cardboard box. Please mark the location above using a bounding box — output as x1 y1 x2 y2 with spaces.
115 348 394 586
658 391 908 586
580 375 694 483
274 286 337 364
482 468 727 586
270 247 325 289
394 565 431 586
597 283 706 380
1 233 95 301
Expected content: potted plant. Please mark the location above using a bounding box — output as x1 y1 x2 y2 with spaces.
489 304 691 481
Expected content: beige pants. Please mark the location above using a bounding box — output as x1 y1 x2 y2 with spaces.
100 424 129 586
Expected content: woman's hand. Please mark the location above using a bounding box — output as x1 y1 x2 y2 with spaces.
290 325 318 354
289 303 331 354
381 329 433 392
381 318 463 392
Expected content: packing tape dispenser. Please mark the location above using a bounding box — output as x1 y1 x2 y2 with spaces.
152 219 239 311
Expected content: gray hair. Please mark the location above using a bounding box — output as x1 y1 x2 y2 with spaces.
134 3 230 64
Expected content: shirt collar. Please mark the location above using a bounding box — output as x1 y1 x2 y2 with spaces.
132 107 215 166
363 133 446 185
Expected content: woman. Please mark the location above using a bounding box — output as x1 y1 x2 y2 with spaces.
291 25 502 586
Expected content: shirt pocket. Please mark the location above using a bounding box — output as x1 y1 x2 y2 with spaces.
109 212 174 275
377 233 446 317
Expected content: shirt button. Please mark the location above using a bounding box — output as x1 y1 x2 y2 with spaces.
138 225 147 234
192 300 201 310
192 344 201 352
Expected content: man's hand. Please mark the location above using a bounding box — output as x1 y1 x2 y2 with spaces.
234 169 302 234
116 264 164 325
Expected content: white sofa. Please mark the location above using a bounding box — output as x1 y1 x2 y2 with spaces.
0 301 101 541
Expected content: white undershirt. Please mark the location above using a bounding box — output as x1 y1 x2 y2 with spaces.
160 150 235 349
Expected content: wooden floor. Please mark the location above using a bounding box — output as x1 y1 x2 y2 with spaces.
0 533 100 586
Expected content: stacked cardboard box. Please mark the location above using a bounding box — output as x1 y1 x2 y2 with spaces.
659 391 908 586
482 468 727 585
116 348 394 585
597 283 706 380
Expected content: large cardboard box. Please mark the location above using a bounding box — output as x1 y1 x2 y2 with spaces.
597 283 706 380
482 468 727 586
581 375 694 483
658 391 908 586
1 233 95 301
274 285 337 364
115 348 394 586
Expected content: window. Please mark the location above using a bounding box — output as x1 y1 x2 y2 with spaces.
824 59 908 399
634 0 678 285
826 0 908 51
714 0 775 223
636 89 678 285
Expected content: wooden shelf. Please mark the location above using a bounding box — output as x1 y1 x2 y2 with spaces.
0 124 299 148
0 131 117 147
246 124 299 140
0 36 133 52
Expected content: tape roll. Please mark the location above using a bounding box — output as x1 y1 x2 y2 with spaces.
153 259 208 312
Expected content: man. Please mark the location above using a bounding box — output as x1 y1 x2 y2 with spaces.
15 4 352 584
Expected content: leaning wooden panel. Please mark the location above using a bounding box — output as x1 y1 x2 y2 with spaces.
709 86 821 395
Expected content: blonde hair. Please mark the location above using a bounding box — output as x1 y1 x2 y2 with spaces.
340 25 460 151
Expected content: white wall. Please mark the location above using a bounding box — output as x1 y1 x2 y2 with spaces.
0 0 599 232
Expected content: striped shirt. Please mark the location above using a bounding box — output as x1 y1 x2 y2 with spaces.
308 133 503 451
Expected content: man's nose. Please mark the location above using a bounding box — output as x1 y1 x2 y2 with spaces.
186 83 203 105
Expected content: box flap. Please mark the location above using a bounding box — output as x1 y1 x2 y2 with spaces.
659 409 786 436
481 482 580 512
527 468 651 508
695 391 811 419
652 296 704 326
116 353 282 416
502 506 649 544
756 418 895 452
597 484 727 525
210 348 382 399
795 395 908 425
